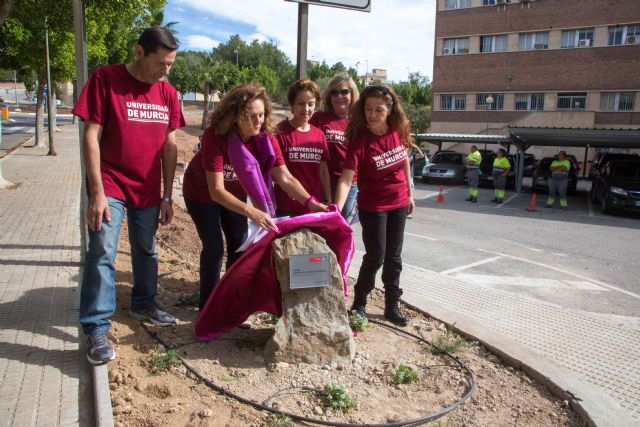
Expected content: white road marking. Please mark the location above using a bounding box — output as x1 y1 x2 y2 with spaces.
477 248 640 300
552 252 567 257
415 185 462 200
496 193 519 208
439 256 503 276
500 238 542 252
404 231 438 241
452 273 609 292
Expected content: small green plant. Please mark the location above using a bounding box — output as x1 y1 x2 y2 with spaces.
268 413 294 427
257 312 280 325
393 364 421 384
148 346 180 375
322 384 357 413
349 310 368 332
430 325 468 355
223 375 237 382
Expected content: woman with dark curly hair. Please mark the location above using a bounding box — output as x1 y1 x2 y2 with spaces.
183 83 327 310
334 84 414 326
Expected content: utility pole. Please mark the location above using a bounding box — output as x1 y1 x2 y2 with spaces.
13 70 20 112
45 17 56 156
295 3 309 79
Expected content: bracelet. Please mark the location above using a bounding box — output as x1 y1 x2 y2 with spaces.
161 197 173 205
304 195 318 207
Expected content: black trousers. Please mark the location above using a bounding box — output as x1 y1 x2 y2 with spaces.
354 207 407 305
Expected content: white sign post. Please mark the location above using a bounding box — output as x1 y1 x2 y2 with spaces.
286 0 371 12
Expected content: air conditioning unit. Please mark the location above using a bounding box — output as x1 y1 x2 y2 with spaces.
626 35 638 44
458 48 469 54
578 39 591 47
533 43 546 49
443 48 451 55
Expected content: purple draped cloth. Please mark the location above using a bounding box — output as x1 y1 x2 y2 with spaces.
195 206 354 341
227 131 277 216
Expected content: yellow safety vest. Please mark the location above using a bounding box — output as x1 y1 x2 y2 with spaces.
466 151 482 169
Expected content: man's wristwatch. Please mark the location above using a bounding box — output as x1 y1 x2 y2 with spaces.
161 197 173 205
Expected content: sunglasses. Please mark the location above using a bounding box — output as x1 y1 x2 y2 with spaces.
330 89 350 96
362 85 390 96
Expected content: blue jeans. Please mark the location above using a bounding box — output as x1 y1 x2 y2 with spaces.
332 183 358 219
185 199 248 310
80 197 159 336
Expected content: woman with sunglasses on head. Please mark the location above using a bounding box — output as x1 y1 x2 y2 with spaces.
310 74 360 219
274 79 331 217
182 83 328 310
334 84 414 327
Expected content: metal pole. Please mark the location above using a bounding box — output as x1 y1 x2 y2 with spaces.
516 145 525 193
13 70 20 111
582 144 589 179
295 3 309 79
45 17 55 155
74 0 89 258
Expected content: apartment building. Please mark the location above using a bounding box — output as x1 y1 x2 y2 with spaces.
430 0 640 158
362 68 389 86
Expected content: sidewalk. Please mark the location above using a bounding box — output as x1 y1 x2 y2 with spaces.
348 251 640 427
0 126 94 425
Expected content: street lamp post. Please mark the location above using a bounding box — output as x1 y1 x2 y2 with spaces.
234 49 239 67
13 70 20 112
485 95 494 150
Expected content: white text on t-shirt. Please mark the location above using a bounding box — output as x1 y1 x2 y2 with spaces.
126 101 170 123
373 145 406 170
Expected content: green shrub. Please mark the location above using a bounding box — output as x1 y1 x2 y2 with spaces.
267 413 294 427
148 346 180 375
322 384 357 413
393 364 421 384
349 311 368 332
430 326 468 355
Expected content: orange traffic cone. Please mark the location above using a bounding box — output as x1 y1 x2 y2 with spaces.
437 185 445 204
526 193 538 211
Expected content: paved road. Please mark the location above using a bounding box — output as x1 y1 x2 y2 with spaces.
1 113 74 155
350 181 640 321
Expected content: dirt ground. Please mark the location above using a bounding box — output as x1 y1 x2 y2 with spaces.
106 105 584 426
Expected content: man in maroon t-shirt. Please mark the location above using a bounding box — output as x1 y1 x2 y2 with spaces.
73 27 185 365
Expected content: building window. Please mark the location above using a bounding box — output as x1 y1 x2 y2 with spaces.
608 24 640 45
476 94 504 110
519 32 549 50
515 94 545 111
441 95 467 111
445 0 471 9
443 37 470 55
480 35 508 53
601 92 636 111
483 0 496 4
561 28 594 48
557 93 587 110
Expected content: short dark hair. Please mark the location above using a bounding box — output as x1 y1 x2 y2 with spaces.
137 26 178 55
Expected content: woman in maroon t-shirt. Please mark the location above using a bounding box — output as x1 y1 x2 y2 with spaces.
335 84 414 326
183 83 328 310
275 79 331 217
310 74 360 219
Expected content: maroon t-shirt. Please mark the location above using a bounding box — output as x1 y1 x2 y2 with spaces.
274 120 329 214
72 64 185 207
343 129 408 212
310 111 354 187
182 128 285 205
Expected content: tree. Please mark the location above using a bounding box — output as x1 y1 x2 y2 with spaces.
0 0 14 24
404 104 431 134
241 63 278 95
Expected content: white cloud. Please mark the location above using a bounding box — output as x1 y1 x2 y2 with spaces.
171 0 436 82
185 35 220 51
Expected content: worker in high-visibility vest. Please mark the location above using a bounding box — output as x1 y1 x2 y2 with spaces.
465 145 482 203
491 148 511 203
545 150 571 210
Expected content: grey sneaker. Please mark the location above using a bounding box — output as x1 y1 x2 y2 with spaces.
86 334 116 365
129 305 176 326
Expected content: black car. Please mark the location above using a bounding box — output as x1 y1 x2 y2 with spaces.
517 153 536 177
589 152 639 179
531 155 580 195
478 153 516 189
422 151 466 184
591 160 640 214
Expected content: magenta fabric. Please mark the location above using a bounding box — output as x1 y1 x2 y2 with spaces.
227 131 277 216
194 205 354 341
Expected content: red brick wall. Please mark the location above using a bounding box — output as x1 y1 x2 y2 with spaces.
595 112 640 125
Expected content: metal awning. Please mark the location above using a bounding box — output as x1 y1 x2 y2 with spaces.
509 127 640 148
414 133 511 144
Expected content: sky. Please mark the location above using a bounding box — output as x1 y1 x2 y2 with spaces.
164 0 437 83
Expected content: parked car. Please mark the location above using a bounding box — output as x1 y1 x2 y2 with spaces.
531 155 580 195
422 151 466 184
589 152 639 180
591 160 640 214
517 153 536 177
478 153 516 189
414 155 430 178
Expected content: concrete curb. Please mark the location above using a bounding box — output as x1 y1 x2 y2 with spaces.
399 291 636 427
92 365 114 427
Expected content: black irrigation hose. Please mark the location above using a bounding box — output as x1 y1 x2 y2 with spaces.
140 317 477 427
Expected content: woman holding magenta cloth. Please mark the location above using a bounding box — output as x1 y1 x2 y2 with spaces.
182 83 328 310
334 84 414 327
274 79 331 217
311 74 360 219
